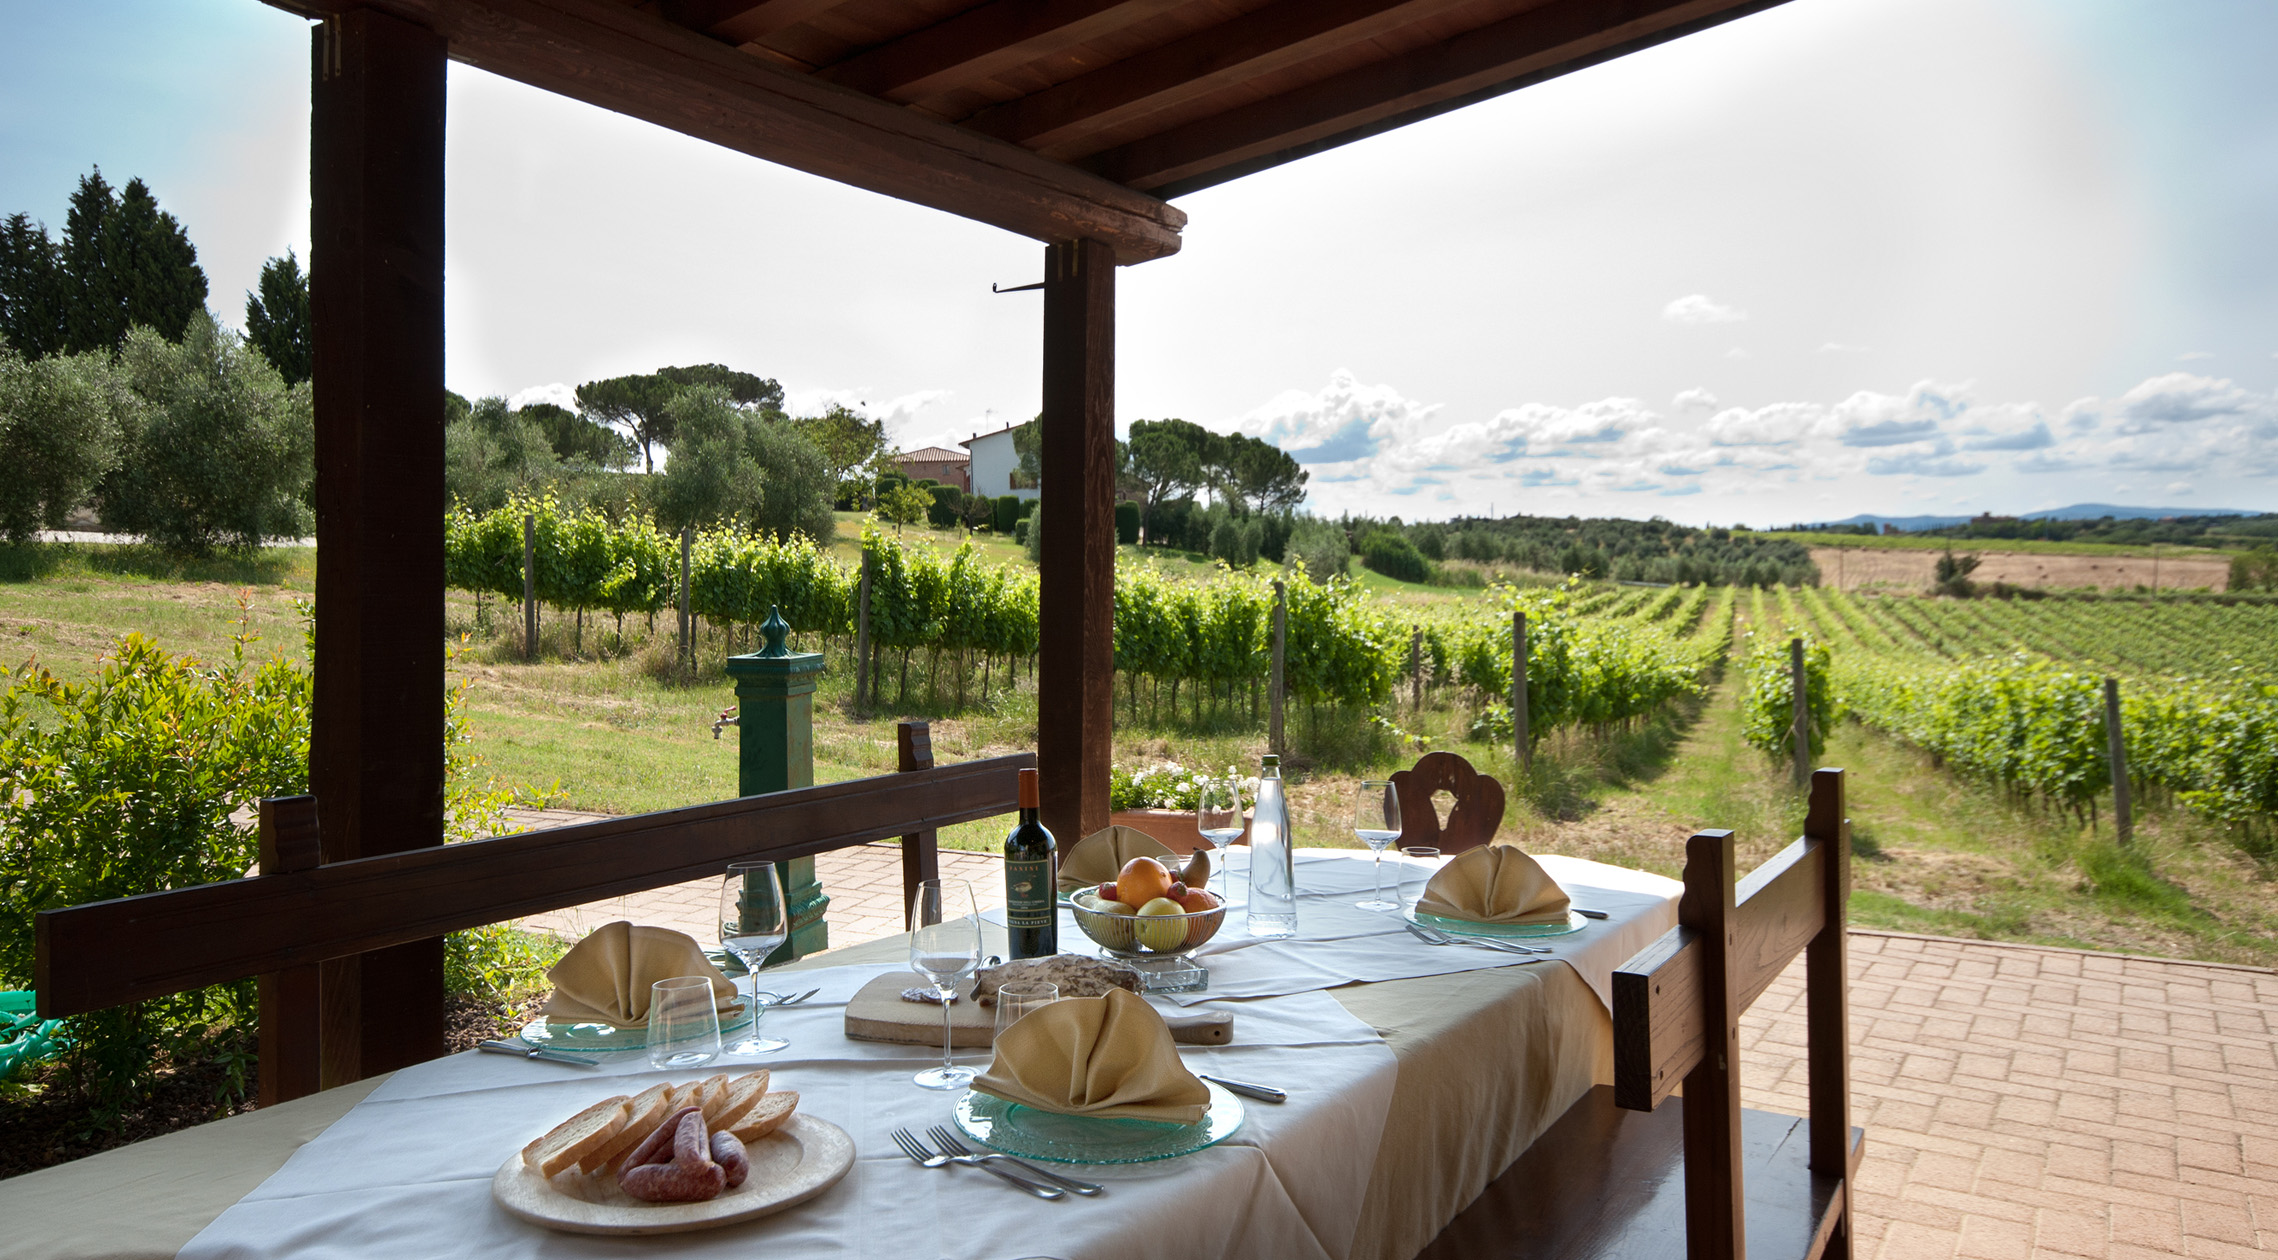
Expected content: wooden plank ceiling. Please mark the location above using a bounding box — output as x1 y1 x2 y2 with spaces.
294 0 1788 261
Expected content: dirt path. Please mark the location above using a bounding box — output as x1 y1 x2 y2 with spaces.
1809 546 2229 592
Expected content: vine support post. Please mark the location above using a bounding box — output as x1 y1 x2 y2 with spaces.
1790 636 1810 787
854 554 873 710
1270 579 1287 756
2105 676 2133 846
677 526 692 681
1410 628 1423 712
522 512 536 662
1511 611 1530 772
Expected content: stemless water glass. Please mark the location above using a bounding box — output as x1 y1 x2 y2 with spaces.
1398 846 1442 913
719 861 789 1055
1352 780 1403 911
647 976 722 1070
991 980 1058 1042
1196 774 1245 885
909 878 984 1090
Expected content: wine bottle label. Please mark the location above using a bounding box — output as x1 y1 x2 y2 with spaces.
1005 858 1054 928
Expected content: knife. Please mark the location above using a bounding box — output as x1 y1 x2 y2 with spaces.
1199 1074 1286 1103
1573 908 1609 920
479 1038 601 1069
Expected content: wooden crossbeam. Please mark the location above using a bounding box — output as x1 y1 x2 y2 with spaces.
820 0 1179 105
1086 0 1790 195
35 755 1030 1019
961 0 1479 154
321 0 1185 262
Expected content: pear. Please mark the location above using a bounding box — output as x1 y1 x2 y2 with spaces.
1181 850 1211 891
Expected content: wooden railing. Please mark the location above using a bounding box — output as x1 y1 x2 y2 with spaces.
34 721 1025 1101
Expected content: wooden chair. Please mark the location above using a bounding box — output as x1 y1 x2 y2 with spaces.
1418 767 1862 1260
1389 751 1506 854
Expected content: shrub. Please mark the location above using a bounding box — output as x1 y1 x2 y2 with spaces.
1114 499 1140 545
926 484 965 529
1024 501 1044 562
993 495 1021 534
1359 530 1432 583
1289 520 1350 581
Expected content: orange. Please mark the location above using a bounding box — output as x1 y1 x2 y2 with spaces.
1115 856 1174 910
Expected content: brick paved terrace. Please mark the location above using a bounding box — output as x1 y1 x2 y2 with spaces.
512 810 2278 1260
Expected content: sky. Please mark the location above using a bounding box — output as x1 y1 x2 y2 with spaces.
3 0 2275 525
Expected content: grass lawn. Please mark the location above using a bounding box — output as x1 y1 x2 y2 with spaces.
1750 530 2229 559
7 538 2273 969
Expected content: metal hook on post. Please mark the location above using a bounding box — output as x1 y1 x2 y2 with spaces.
990 280 1045 294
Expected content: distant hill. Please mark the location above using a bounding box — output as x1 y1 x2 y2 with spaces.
1796 504 2261 533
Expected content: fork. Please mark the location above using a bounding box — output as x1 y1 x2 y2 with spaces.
1403 921 1552 955
928 1126 1103 1195
889 1128 1062 1198
750 987 821 1007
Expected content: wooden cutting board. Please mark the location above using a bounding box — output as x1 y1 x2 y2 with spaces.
843 972 1232 1048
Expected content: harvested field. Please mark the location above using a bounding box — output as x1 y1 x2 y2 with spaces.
1810 545 2229 592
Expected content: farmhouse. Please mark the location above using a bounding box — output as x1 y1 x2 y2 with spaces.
891 444 969 491
963 422 1037 500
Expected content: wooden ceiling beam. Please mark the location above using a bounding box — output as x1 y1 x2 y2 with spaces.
1086 0 1788 195
819 0 1178 104
332 0 1184 262
963 0 1478 153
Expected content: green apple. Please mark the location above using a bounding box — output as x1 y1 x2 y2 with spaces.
1135 898 1188 951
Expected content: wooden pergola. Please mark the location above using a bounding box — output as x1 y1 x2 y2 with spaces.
215 0 1786 1081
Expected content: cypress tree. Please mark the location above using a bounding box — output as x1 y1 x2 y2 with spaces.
0 212 67 356
244 249 312 386
58 168 208 354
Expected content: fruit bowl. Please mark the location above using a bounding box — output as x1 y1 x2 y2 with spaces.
1068 889 1226 959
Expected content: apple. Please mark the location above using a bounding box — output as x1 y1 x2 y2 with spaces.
1097 882 1119 901
1116 856 1174 910
1135 898 1188 951
1093 899 1136 915
1175 888 1216 914
1167 880 1188 901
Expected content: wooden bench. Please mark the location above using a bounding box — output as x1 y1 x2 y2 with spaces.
34 720 1019 1105
1420 767 1862 1260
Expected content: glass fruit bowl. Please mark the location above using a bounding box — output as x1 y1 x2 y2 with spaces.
1068 888 1226 959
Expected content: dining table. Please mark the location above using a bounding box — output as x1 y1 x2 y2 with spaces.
0 849 1679 1260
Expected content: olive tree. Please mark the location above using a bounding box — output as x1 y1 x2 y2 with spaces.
0 339 129 542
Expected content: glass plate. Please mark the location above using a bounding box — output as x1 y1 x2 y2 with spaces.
518 1005 754 1053
954 1080 1244 1165
1409 907 1588 939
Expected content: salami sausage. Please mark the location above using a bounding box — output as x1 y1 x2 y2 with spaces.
710 1131 749 1189
619 1110 726 1203
615 1105 702 1174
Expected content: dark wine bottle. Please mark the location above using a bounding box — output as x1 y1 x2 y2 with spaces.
1003 767 1057 959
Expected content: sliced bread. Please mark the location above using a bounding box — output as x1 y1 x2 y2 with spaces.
584 1082 675 1174
709 1070 771 1132
523 1094 629 1178
729 1090 798 1143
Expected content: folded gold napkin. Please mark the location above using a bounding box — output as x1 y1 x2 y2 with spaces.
974 988 1212 1123
1415 844 1572 925
1057 825 1176 894
540 921 740 1029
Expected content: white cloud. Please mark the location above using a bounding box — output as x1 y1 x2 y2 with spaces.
509 382 578 411
2110 373 2270 430
1818 342 1871 353
2165 480 2193 493
1822 380 1970 447
1705 401 1822 446
1723 347 1752 359
784 386 953 440
2177 350 2214 361
1230 368 1440 465
1672 387 1718 412
1662 294 1747 324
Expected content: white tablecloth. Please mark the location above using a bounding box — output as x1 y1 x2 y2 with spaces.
1020 850 1679 1011
177 963 1398 1260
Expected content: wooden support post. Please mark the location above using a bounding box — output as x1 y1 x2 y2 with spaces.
1805 768 1854 1260
678 526 692 680
1680 827 1746 1260
853 554 872 709
522 513 537 661
309 7 448 1084
2105 677 2133 845
1269 580 1287 755
1790 637 1810 788
897 721 941 928
1409 628 1422 712
256 796 322 1106
1036 237 1115 843
1511 611 1530 771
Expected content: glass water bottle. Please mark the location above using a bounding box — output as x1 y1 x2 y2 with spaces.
1246 755 1297 937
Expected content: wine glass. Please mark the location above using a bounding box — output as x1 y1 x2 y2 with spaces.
719 862 789 1054
909 878 984 1090
1197 774 1245 886
1352 780 1402 911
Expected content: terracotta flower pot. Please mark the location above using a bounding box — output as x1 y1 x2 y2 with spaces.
1105 808 1249 855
